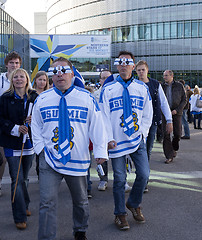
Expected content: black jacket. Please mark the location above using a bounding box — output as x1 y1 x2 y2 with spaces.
162 80 186 115
0 89 38 150
145 78 161 125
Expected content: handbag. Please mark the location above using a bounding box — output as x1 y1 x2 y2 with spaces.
196 96 202 108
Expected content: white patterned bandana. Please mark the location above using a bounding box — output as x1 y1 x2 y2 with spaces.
48 65 72 76
114 58 134 66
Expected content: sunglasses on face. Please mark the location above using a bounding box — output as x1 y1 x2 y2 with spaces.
47 65 72 76
114 58 134 66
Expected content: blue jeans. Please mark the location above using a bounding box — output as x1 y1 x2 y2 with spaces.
87 150 92 191
38 151 89 240
7 154 34 223
182 109 190 137
146 124 158 161
111 139 150 215
193 113 201 128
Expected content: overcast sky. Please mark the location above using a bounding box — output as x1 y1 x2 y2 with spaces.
4 0 46 33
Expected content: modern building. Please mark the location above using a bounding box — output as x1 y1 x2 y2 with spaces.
46 0 202 87
0 6 30 73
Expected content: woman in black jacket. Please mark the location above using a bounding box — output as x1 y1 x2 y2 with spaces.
0 68 38 230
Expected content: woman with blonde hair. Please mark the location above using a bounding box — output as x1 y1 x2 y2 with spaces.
189 85 202 129
33 71 49 94
0 68 38 229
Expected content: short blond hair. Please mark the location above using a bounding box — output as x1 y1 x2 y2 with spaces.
7 68 31 96
135 60 149 70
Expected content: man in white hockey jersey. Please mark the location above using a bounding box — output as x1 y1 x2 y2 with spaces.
31 57 108 240
100 51 153 230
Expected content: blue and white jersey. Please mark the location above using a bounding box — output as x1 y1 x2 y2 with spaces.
100 77 153 158
31 86 108 176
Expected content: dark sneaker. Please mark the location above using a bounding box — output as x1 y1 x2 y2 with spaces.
74 231 87 240
126 203 145 223
87 190 92 199
114 215 130 230
181 136 190 139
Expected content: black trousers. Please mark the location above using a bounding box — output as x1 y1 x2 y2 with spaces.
162 114 182 159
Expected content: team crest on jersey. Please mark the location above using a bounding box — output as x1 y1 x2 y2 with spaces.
51 127 74 151
120 112 139 132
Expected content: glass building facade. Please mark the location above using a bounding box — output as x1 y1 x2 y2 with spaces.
47 0 202 86
0 8 30 73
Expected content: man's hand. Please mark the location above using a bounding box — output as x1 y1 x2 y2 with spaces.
166 122 173 134
108 140 117 150
95 158 107 165
25 115 32 125
171 110 177 115
19 125 28 134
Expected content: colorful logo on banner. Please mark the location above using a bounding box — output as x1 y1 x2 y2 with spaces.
30 35 86 82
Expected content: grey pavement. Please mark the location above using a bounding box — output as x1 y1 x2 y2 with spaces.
0 123 202 240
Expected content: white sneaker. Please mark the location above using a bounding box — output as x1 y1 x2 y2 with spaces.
98 181 107 191
125 182 132 193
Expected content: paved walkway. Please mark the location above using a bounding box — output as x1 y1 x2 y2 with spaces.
0 123 202 240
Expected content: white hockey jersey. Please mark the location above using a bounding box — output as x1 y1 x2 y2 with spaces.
31 86 108 176
100 78 153 158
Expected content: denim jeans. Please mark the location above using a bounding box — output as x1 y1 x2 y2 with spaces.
7 154 34 223
146 124 158 161
111 139 149 215
193 113 201 128
87 150 92 191
181 109 190 137
38 151 89 240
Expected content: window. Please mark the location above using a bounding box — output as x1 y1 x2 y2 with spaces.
184 21 191 38
191 21 198 37
164 22 170 39
112 28 117 42
117 28 122 42
151 23 157 40
144 24 151 40
171 22 177 38
199 20 202 37
122 26 133 41
138 25 144 40
111 19 201 43
177 22 184 38
157 23 163 39
133 26 138 40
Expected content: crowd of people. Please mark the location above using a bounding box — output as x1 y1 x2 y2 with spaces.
0 51 202 240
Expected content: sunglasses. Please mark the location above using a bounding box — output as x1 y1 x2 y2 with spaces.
48 65 72 76
114 58 134 66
